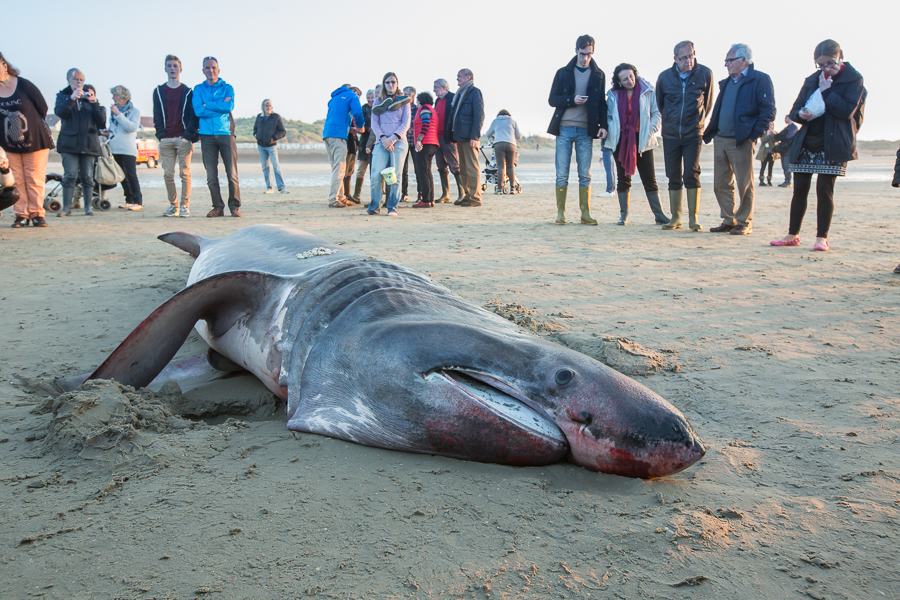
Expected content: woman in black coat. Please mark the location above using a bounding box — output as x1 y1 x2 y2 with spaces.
770 40 866 251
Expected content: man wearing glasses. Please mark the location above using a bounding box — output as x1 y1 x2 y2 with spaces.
702 43 775 235
192 57 241 217
547 34 608 226
655 41 714 231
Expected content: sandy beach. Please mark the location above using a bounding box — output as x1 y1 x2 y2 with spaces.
0 150 898 599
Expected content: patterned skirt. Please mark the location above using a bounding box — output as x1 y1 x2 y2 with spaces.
789 148 847 176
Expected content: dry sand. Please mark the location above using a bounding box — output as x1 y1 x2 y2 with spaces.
0 151 898 599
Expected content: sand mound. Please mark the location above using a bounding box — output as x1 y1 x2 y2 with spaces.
555 332 679 376
484 298 567 334
44 380 192 462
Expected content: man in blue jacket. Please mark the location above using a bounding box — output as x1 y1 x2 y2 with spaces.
323 84 365 207
192 57 241 217
703 44 775 235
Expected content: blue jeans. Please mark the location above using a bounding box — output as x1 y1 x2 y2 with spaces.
554 126 593 188
602 148 616 193
61 153 97 214
368 139 409 212
258 145 285 191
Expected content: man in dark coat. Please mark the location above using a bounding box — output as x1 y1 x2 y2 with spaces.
55 69 106 216
547 34 608 226
253 99 288 194
656 40 714 231
773 116 799 187
446 69 484 207
703 44 775 235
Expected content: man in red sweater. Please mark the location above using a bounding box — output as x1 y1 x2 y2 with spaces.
432 78 461 203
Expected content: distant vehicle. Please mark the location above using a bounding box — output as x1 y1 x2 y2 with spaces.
136 138 159 168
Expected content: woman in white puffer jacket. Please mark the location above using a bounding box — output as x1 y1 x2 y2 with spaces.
604 63 666 225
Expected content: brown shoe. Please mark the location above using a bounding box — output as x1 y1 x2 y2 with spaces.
709 223 735 233
328 200 348 208
729 224 752 235
231 208 242 217
207 208 225 218
412 202 434 208
459 198 482 207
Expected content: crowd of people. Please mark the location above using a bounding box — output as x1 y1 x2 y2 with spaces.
0 40 895 269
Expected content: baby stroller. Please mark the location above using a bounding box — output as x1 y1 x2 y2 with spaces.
43 138 116 213
479 143 521 194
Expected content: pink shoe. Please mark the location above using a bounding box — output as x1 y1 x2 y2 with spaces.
813 240 830 251
770 237 800 246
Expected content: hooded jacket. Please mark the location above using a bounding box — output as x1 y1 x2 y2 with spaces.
547 56 607 138
786 63 866 165
54 87 107 156
253 113 286 147
107 101 140 157
192 79 236 136
603 78 662 154
152 84 199 142
655 63 714 139
703 64 775 147
323 86 365 140
485 114 521 145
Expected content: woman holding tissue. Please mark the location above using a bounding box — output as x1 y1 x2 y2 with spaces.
770 40 866 251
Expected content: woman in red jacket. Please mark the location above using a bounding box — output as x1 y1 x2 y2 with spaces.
413 92 440 208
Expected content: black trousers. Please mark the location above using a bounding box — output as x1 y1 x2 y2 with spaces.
789 172 836 238
200 134 241 210
661 136 702 190
614 136 658 193
113 154 143 206
413 144 437 202
759 156 774 182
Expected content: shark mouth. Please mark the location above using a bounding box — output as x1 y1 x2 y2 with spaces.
430 368 567 448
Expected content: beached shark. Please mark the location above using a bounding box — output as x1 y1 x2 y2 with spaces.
68 224 704 478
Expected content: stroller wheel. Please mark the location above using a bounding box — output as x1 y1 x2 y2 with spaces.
97 199 111 211
45 198 62 213
92 198 99 209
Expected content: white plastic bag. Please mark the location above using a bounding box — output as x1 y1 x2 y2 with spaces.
803 89 826 119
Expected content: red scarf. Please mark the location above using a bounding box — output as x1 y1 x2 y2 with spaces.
616 81 642 176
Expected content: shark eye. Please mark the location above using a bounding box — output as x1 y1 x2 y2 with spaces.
555 368 575 386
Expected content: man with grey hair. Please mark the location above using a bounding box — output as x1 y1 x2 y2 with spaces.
702 43 775 235
446 69 484 207
656 41 714 231
433 78 461 202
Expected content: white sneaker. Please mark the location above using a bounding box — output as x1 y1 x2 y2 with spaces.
279 189 290 194
598 191 615 198
163 205 180 217
264 189 275 194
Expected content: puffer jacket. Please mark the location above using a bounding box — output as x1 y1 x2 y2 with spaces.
893 146 900 188
703 64 775 147
604 78 661 154
108 102 140 157
446 86 484 143
192 79 235 136
547 56 607 138
786 62 866 165
655 63 714 139
54 86 107 156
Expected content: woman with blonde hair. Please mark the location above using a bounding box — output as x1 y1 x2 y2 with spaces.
0 52 54 227
108 85 143 210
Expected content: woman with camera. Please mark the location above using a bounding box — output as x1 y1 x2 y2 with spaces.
54 68 106 216
108 85 143 211
770 40 866 251
0 52 54 228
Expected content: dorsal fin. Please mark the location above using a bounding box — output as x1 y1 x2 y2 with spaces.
158 231 203 258
88 271 285 389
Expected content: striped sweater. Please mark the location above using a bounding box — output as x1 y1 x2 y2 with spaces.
414 105 439 146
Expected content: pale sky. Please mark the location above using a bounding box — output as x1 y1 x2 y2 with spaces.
7 0 896 140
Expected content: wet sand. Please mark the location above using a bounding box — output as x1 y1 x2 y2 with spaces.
0 153 898 599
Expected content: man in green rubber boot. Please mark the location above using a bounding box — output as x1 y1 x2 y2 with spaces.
548 34 608 226
655 40 714 232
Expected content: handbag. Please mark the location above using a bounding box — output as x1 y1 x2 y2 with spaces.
95 143 125 186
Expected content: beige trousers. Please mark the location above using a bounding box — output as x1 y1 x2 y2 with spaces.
159 138 193 206
8 149 49 218
713 136 755 226
324 137 348 203
457 139 481 201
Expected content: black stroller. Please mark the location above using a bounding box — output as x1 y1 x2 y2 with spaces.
44 137 116 213
479 143 521 194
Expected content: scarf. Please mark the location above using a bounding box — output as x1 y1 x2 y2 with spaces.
112 101 133 125
616 81 642 177
451 79 474 130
